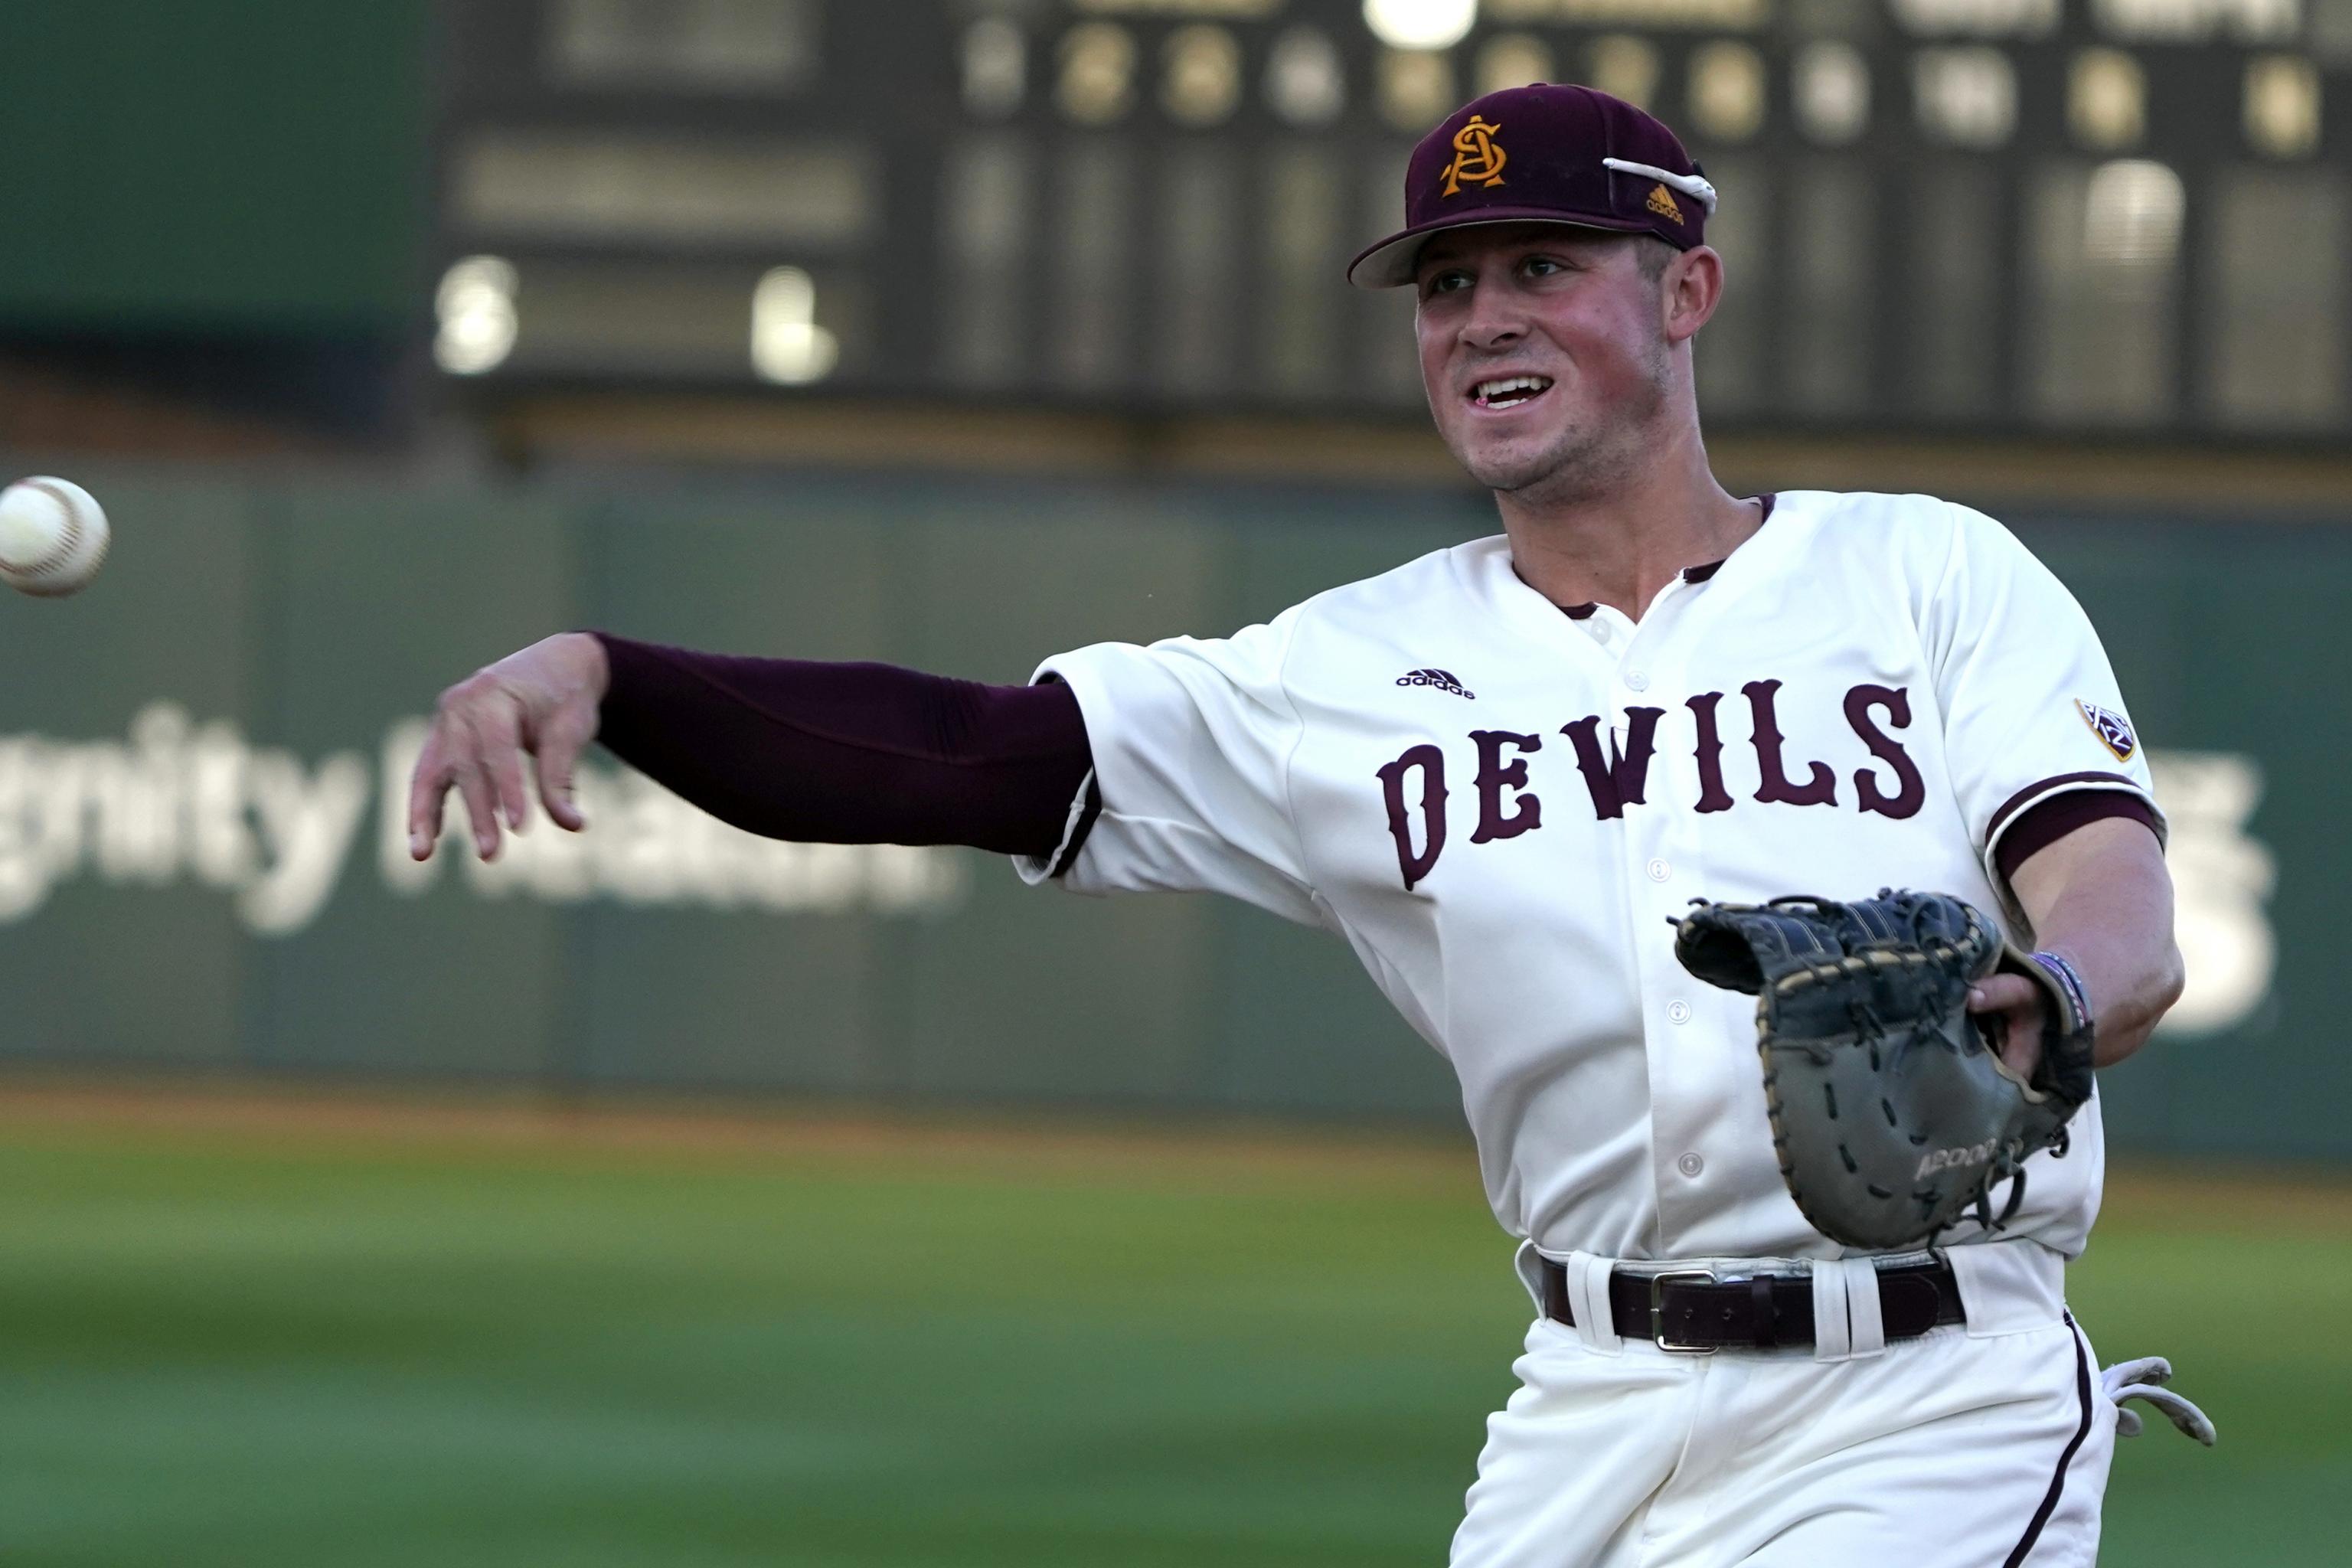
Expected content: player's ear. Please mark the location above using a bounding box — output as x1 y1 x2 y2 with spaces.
1660 245 1723 346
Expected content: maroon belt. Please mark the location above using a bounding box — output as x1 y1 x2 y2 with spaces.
1539 1256 1966 1353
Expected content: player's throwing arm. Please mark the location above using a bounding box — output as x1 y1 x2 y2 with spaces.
407 632 1097 867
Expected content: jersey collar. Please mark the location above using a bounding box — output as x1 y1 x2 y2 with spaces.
1551 495 1772 619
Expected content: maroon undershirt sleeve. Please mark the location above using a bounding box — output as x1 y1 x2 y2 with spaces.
1994 789 2163 886
589 634 1093 861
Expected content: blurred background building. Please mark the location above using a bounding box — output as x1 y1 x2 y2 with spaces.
9 1 2350 475
0 0 2343 1158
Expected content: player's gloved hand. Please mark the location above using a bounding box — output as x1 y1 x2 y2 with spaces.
407 631 609 862
2100 1356 2218 1446
1673 889 2097 1250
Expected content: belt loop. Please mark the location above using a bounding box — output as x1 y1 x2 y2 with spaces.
1811 1261 1853 1362
1567 1253 1625 1356
1844 1259 1887 1356
1812 1259 1886 1362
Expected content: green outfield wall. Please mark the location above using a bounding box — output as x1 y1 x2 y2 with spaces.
0 467 2328 1158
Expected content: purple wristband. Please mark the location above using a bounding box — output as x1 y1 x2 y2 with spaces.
2028 950 2092 1031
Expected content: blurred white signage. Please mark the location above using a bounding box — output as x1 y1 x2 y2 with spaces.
2148 750 2277 1037
0 704 368 936
0 704 969 936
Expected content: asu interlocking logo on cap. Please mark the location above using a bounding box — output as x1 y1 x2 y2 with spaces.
1440 116 1508 196
1348 83 1717 289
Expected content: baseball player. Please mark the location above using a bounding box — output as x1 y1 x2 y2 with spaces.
408 85 2211 1566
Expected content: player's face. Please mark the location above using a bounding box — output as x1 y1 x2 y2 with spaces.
1413 226 1671 502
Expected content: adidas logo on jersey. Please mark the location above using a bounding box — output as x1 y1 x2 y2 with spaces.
1397 668 1475 699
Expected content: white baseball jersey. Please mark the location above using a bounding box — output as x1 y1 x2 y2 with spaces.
1018 490 2161 1265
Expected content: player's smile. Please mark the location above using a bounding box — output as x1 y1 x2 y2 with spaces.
1469 374 1556 412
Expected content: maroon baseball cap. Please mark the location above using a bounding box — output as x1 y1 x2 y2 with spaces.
1347 83 1716 289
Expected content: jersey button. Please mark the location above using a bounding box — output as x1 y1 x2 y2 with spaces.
1667 1000 1692 1024
1677 1152 1705 1179
1646 858 1671 882
1624 668 1650 691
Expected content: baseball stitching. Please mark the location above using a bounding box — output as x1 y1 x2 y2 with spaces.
8 479 103 595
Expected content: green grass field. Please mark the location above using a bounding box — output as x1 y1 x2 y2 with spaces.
0 1088 2344 1567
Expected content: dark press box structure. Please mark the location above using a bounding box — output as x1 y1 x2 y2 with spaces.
431 0 2352 438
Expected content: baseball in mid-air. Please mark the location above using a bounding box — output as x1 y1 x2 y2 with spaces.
0 477 111 597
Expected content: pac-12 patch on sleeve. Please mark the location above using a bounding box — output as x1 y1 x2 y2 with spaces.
2075 698 2138 762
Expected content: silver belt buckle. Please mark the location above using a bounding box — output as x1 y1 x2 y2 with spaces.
1648 1269 1722 1354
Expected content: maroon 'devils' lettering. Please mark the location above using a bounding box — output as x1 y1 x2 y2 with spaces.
1469 730 1544 844
1370 678 1945 890
1378 744 1449 890
1560 707 1664 820
1686 691 1736 813
1743 679 1838 808
1846 684 1926 820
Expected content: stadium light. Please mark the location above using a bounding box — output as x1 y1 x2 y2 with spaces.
961 18 1024 117
1364 0 1476 52
751 266 839 385
1795 42 1870 145
1266 27 1345 124
433 256 519 376
2244 55 2321 158
2083 159 2184 267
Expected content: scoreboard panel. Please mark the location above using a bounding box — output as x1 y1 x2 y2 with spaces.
433 0 2352 439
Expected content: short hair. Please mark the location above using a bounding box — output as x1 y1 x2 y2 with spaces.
1634 236 1677 283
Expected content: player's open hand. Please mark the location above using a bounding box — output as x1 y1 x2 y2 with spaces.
1967 973 2047 1083
407 632 609 862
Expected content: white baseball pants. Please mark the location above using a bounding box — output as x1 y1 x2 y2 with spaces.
1452 1243 2115 1568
